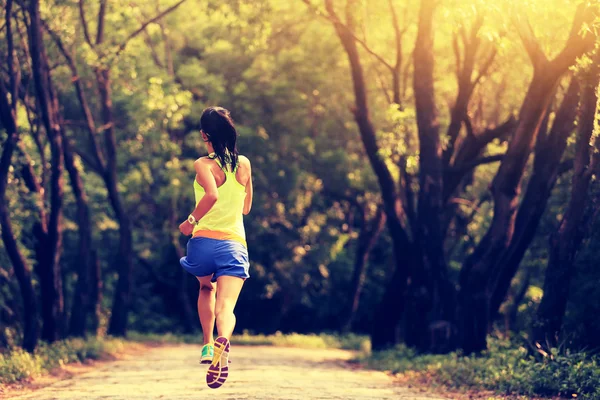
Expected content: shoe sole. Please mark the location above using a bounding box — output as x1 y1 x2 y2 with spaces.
206 337 230 389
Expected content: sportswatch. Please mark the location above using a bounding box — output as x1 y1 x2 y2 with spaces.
187 214 197 225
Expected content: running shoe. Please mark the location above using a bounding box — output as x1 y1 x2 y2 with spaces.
206 336 230 389
199 343 214 364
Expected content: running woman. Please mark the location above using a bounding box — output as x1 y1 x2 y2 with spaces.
178 106 253 389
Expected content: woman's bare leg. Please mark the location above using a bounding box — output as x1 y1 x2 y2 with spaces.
196 276 216 345
214 276 244 339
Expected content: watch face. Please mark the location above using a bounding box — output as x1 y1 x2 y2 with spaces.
187 216 195 224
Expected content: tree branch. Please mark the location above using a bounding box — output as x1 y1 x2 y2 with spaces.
389 0 402 71
41 19 106 172
473 46 497 88
558 158 574 176
451 154 505 174
5 0 19 112
464 113 475 138
141 27 164 69
452 31 461 80
72 145 103 175
96 0 107 45
303 0 395 73
16 143 48 229
113 0 188 58
374 64 393 104
514 15 548 70
477 115 518 144
78 0 93 47
388 0 403 104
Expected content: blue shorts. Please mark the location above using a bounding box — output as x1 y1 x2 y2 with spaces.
180 237 250 282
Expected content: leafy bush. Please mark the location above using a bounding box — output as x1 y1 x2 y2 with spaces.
0 349 42 383
0 337 127 385
360 339 600 399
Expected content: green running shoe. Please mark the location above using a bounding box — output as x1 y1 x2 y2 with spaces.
200 343 214 364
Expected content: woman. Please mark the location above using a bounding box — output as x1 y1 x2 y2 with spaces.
179 106 253 389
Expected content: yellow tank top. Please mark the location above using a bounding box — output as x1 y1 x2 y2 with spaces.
192 154 247 247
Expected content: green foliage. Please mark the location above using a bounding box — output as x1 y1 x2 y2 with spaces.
0 338 127 385
0 348 42 384
360 339 600 399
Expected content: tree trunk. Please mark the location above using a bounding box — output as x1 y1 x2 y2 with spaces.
458 73 560 354
371 245 412 349
341 207 385 333
0 78 38 352
96 69 135 337
409 0 456 352
28 0 65 341
503 270 530 337
64 134 96 337
532 61 600 348
88 250 102 334
488 76 580 320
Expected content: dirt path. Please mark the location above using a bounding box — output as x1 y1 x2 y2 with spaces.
6 345 447 400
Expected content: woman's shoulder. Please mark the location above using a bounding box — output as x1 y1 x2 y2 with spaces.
193 156 216 171
194 155 215 164
237 155 251 167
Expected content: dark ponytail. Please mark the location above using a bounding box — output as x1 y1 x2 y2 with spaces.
200 106 239 171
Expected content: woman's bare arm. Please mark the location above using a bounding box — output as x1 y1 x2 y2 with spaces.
179 158 219 235
241 156 253 215
191 158 219 220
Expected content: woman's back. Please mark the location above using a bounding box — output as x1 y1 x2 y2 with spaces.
192 155 250 247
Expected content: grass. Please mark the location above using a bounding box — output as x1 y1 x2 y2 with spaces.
0 337 128 385
127 330 371 352
359 338 600 400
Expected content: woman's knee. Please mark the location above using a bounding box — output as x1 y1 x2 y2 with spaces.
196 277 215 292
200 283 215 292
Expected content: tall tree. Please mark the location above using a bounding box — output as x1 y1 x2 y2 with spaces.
407 0 456 351
0 0 38 352
307 0 501 351
532 54 600 348
27 0 66 341
40 20 100 336
458 3 596 354
316 0 415 350
64 134 97 336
